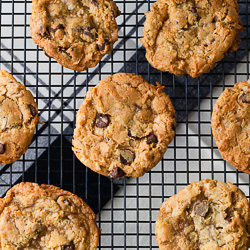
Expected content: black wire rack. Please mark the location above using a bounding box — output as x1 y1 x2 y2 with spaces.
0 0 249 249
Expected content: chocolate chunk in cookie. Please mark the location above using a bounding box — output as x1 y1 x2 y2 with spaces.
0 143 5 154
120 150 135 165
29 104 37 117
95 114 109 128
240 93 250 103
61 242 75 250
146 132 158 144
110 167 126 178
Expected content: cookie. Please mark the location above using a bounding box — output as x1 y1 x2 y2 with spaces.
211 79 250 174
30 0 120 71
140 0 243 78
155 179 250 250
72 73 176 178
0 182 100 249
0 70 39 164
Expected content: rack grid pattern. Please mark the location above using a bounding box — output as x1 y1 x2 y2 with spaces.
0 0 249 249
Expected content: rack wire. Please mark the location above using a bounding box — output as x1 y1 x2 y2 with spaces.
0 0 249 249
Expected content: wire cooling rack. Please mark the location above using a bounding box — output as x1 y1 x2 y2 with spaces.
0 0 249 249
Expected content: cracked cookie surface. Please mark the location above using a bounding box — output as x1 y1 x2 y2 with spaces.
30 0 120 71
0 70 39 164
141 0 243 78
211 79 250 174
0 182 100 250
155 179 250 250
72 73 176 178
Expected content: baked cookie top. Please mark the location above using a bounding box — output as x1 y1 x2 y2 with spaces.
72 73 176 178
211 79 250 174
0 182 100 249
0 70 39 165
30 0 120 71
155 179 250 250
141 0 243 78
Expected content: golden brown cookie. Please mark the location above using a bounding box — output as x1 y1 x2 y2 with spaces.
0 182 100 249
155 179 250 250
72 73 176 178
30 0 120 71
211 79 250 174
0 70 39 164
141 0 243 78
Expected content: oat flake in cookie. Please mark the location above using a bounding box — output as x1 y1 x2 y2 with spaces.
155 179 250 250
72 73 176 178
30 0 120 71
141 0 243 78
0 182 100 249
0 70 39 165
211 79 250 174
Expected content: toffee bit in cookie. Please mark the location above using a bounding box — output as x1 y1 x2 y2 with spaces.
54 24 65 32
240 93 250 103
83 27 94 39
146 132 158 144
61 242 75 250
95 113 109 128
193 201 209 217
110 167 126 178
120 149 135 165
29 104 37 117
0 143 5 154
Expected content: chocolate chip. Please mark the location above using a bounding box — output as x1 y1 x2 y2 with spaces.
29 104 36 117
211 38 215 43
83 27 94 39
59 47 72 58
95 114 109 128
97 43 105 51
225 215 232 222
40 26 43 33
0 143 5 154
63 199 71 205
240 93 250 103
43 33 51 40
193 201 209 217
97 40 110 51
120 150 135 165
110 167 126 178
61 242 74 250
146 133 158 144
91 0 98 6
191 7 197 13
54 24 65 32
